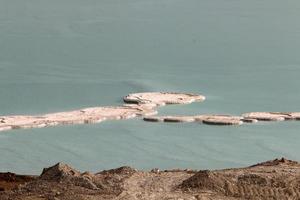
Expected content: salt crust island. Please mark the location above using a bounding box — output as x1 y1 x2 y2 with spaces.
1 92 300 132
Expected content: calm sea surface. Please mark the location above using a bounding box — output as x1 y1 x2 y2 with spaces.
1 0 300 174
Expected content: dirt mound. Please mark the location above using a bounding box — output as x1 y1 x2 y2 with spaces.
39 164 137 195
180 170 225 193
250 157 299 167
98 166 137 176
40 163 98 190
40 163 81 180
95 166 137 195
180 158 300 200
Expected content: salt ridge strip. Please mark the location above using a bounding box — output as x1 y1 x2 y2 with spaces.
1 92 300 132
0 92 204 132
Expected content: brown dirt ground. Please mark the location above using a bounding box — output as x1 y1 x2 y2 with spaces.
0 158 299 200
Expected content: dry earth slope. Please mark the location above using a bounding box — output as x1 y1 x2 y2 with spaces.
0 158 299 200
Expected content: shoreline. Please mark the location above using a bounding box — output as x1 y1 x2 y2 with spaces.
1 157 299 199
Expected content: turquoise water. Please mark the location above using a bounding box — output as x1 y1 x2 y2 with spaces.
1 0 300 174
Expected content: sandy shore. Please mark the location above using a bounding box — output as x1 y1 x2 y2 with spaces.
0 158 299 200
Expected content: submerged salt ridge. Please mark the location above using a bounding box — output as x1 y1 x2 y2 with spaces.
1 91 300 132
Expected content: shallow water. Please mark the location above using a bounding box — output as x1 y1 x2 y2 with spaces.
1 0 300 174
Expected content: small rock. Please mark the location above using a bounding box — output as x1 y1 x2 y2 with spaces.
151 168 160 173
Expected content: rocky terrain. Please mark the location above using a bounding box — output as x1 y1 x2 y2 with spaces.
0 158 299 200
